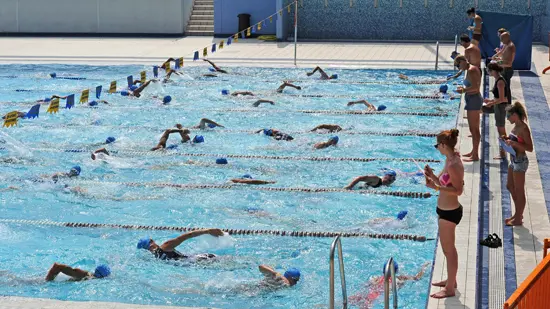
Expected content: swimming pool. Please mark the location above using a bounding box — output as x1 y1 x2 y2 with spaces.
0 64 460 309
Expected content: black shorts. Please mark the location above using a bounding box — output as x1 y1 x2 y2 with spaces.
437 205 463 225
473 33 482 41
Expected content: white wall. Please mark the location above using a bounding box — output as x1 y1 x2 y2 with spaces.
0 0 193 34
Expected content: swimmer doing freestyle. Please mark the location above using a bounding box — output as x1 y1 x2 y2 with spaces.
151 124 190 151
137 228 224 262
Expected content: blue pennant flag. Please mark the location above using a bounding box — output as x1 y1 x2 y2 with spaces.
153 66 159 78
227 37 232 45
174 60 180 69
212 43 216 53
193 51 199 61
65 94 75 109
95 85 102 99
127 76 133 88
252 25 256 34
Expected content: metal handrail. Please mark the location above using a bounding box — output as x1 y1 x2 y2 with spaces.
435 41 439 71
454 34 458 71
329 235 348 309
383 257 398 309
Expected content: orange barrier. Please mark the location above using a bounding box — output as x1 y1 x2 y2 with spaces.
503 238 550 308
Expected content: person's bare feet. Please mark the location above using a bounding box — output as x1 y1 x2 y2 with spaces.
432 280 457 288
505 217 523 226
463 156 480 162
430 288 455 299
463 152 473 157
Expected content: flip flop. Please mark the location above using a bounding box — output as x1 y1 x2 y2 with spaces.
479 234 500 248
491 233 503 248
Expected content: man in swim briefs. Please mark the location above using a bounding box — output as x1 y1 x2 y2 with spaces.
151 124 190 151
46 263 111 281
306 66 338 80
467 7 483 46
137 228 224 261
344 171 397 189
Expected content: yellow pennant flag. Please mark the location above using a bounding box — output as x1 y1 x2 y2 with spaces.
165 61 171 71
80 89 89 104
279 9 283 16
257 22 262 31
234 33 239 42
47 98 60 114
288 5 291 13
246 27 251 37
270 16 273 23
203 47 208 57
109 81 117 93
219 40 224 50
140 71 146 83
3 111 19 127
178 57 184 68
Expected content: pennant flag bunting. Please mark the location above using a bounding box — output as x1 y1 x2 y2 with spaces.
219 40 224 49
3 111 19 127
109 81 117 93
234 33 239 42
26 104 40 119
227 37 232 45
164 61 171 70
47 98 60 114
65 94 75 109
193 51 199 61
140 71 146 83
288 5 291 13
127 75 133 88
178 57 184 68
247 27 251 37
80 89 89 104
241 31 246 39
270 16 273 23
95 85 102 99
212 43 216 53
258 22 262 31
153 66 159 78
175 59 180 69
279 9 283 16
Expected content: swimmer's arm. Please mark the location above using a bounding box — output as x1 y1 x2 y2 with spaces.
397 262 431 281
160 228 224 251
252 99 275 107
448 70 463 80
51 95 68 99
231 179 276 185
133 80 152 95
259 265 279 278
45 263 89 281
344 176 378 190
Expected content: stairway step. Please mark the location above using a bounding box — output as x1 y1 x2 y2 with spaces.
186 25 214 31
192 10 214 15
185 30 214 36
188 20 214 26
195 0 213 4
194 4 214 9
190 15 213 20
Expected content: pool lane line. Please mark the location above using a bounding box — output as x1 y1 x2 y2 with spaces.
71 180 432 199
0 218 435 242
25 147 441 163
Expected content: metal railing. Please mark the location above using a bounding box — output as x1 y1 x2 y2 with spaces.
435 41 439 70
383 257 398 309
329 235 348 309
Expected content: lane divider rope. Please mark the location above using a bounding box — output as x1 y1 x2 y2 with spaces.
72 179 432 199
0 218 434 242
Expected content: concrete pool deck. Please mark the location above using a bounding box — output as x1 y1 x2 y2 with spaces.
1 37 550 309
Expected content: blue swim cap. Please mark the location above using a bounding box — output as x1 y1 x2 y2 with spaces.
263 129 273 136
129 85 138 91
163 95 172 104
216 158 228 164
383 261 399 275
447 73 454 79
193 135 204 143
284 268 301 281
94 265 111 278
70 166 81 176
221 90 230 95
44 97 52 103
49 73 57 78
105 137 116 144
396 210 408 220
242 174 253 179
385 170 397 177
439 84 448 93
463 79 472 87
209 67 216 72
137 237 150 249
377 105 387 111
89 101 98 106
121 91 130 96
415 171 424 176
207 123 217 128
329 136 339 143
330 74 338 79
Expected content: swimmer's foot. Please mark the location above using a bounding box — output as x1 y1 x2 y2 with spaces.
430 288 455 299
431 280 457 288
462 152 473 157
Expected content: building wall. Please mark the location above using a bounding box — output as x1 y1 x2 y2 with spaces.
289 0 546 42
543 1 550 45
0 0 190 34
214 0 277 36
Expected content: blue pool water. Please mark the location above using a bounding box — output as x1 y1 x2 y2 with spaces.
0 64 460 309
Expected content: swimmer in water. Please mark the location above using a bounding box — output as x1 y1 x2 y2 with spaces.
256 128 294 141
203 59 228 74
160 58 177 70
35 95 69 104
49 166 81 182
87 99 109 106
258 265 301 288
398 74 409 80
163 69 183 83
344 171 397 190
137 229 224 262
192 118 225 129
120 80 156 98
350 261 430 309
45 263 111 281
314 136 339 149
310 124 343 133
252 99 275 107
91 148 110 160
367 210 409 226
306 66 338 80
231 91 255 96
276 81 301 93
347 100 387 112
231 174 276 185
151 124 190 151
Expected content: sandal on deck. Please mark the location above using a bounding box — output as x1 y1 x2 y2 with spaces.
480 234 502 248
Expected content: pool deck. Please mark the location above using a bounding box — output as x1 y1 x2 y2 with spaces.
1 37 550 309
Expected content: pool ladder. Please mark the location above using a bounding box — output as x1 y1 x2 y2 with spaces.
383 257 399 309
329 235 348 309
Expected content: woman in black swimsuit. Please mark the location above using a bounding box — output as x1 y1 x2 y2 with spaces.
137 228 224 261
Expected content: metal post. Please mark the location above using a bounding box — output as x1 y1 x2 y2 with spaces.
454 35 458 71
383 258 398 309
294 0 298 66
435 41 439 71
